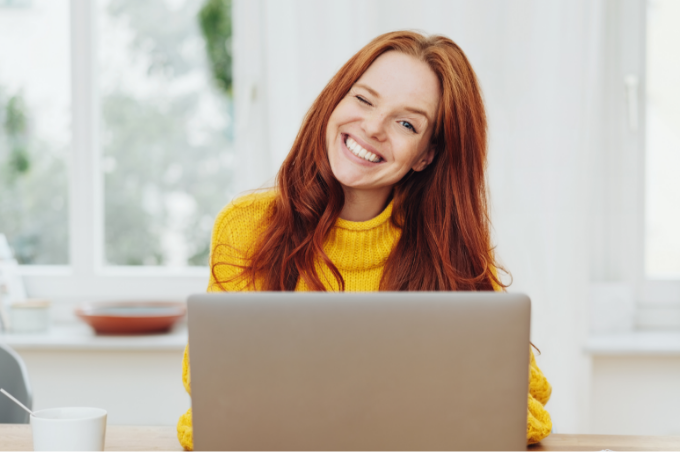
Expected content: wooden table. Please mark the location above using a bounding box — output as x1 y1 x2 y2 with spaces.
0 425 181 451
3 424 680 451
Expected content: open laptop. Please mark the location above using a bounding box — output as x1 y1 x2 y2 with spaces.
187 292 531 451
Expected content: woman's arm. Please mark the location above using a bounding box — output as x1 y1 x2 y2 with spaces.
527 349 552 444
490 267 552 444
177 345 193 450
177 194 272 451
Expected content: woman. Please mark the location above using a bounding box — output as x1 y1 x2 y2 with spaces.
177 31 552 450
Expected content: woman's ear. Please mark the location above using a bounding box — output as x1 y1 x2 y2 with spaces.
412 147 435 172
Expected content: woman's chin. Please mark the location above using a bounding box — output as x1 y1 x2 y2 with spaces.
336 178 371 192
336 177 388 194
331 165 367 188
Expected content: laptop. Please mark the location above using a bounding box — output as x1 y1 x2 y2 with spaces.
187 292 531 451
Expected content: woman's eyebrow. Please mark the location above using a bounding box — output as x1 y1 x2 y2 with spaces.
355 82 430 122
404 106 429 120
354 83 380 98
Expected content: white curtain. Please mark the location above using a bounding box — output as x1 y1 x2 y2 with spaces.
233 0 608 433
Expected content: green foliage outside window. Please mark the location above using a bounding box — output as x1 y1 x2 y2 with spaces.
0 89 69 264
5 95 31 176
198 0 232 96
0 0 233 266
101 0 234 267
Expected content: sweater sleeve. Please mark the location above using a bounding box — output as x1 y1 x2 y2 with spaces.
177 345 193 450
206 193 271 292
177 193 275 451
489 266 552 444
527 349 552 444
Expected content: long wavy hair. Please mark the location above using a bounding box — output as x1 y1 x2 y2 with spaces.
214 30 506 291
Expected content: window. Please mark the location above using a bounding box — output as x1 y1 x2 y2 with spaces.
645 0 680 279
0 0 233 269
600 0 680 328
0 0 70 265
0 0 234 302
98 0 235 267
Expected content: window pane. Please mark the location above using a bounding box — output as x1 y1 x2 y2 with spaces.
98 0 234 267
0 0 70 264
646 0 680 278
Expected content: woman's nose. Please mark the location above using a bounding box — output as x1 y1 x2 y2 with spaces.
361 111 387 142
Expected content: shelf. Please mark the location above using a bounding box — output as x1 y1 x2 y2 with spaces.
0 322 187 351
586 330 680 356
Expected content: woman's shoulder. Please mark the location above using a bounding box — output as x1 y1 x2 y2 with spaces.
217 189 277 220
212 190 277 246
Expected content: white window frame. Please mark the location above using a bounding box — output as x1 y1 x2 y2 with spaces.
19 0 271 307
597 0 680 329
636 0 680 328
18 0 244 305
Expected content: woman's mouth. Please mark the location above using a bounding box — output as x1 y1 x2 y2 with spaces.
343 135 382 163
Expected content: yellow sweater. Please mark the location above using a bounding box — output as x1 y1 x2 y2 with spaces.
177 191 552 450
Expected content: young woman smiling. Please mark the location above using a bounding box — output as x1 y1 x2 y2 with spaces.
177 31 552 450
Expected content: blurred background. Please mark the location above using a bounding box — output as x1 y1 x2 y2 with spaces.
1 0 680 437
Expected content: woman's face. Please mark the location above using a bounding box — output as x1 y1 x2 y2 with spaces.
326 51 441 194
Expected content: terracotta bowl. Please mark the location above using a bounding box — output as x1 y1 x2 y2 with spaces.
75 301 186 335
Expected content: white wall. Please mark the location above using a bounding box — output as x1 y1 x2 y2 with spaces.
19 349 190 426
592 356 680 435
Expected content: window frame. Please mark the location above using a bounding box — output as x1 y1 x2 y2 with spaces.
636 0 680 327
597 0 680 329
17 0 221 303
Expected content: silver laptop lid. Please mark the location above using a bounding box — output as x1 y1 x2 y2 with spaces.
188 292 531 451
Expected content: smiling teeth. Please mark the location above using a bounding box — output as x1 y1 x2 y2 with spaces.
345 136 380 163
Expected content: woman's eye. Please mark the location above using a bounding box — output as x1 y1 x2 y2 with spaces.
355 95 371 105
400 121 417 133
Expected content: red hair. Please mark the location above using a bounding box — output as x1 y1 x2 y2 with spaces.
215 30 506 291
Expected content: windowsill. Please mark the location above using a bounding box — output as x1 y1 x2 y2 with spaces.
586 330 680 356
17 265 209 277
0 321 187 352
8 325 680 355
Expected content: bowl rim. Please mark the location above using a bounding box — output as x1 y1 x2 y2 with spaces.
75 301 186 318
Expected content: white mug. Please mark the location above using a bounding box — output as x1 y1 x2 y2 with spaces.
31 407 107 451
10 299 51 333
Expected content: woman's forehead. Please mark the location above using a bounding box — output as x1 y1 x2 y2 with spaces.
354 51 440 120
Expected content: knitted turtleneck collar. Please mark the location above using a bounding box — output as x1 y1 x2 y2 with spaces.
325 200 401 271
334 200 394 231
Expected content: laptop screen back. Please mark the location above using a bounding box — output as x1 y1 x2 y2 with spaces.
188 292 531 451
